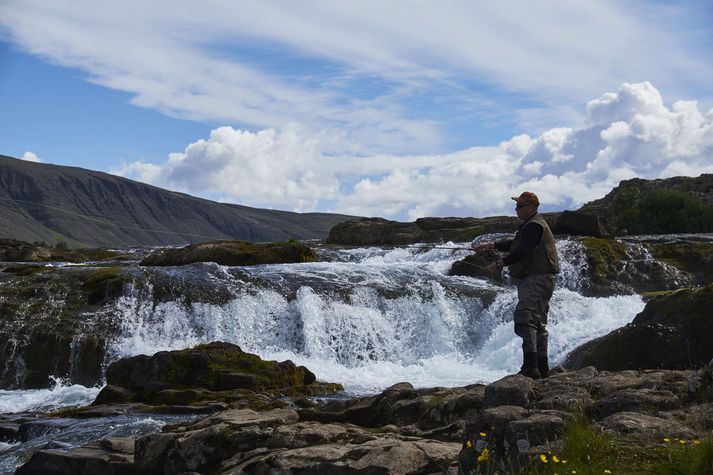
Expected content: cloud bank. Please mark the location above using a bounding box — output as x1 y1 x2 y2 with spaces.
115 82 713 220
1 1 711 154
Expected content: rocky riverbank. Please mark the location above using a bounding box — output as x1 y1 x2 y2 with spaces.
10 342 713 474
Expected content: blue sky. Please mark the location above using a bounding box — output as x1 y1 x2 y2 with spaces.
1 0 712 219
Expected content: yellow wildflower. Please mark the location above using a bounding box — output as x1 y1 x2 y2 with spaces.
562 460 568 464
540 454 548 463
604 470 612 474
480 432 487 437
552 455 560 463
679 440 687 444
466 440 472 448
663 438 671 443
477 447 490 462
572 471 577 474
693 440 701 445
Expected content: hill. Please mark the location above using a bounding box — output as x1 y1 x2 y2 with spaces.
579 174 713 234
0 154 354 247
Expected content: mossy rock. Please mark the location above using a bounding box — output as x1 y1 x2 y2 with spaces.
580 237 628 287
645 241 713 284
0 266 126 388
452 226 487 242
80 267 128 305
140 240 319 266
565 284 713 370
96 342 336 405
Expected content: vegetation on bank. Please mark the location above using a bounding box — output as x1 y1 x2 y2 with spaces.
464 411 713 474
612 187 713 234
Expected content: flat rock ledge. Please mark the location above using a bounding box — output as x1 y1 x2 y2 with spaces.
140 240 318 266
15 363 713 475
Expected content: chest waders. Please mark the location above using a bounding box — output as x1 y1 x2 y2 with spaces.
508 214 559 378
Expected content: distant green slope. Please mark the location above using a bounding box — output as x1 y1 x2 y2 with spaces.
0 154 355 247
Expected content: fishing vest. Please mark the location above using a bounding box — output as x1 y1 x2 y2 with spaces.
508 214 560 278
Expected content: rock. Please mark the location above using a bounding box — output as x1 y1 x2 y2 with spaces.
645 239 713 286
506 411 569 447
13 365 713 475
0 266 125 389
448 252 497 279
580 370 691 397
592 388 682 418
14 440 137 475
299 383 484 438
0 239 121 264
140 240 318 266
326 216 523 245
94 341 334 405
565 285 713 370
468 405 528 443
231 438 461 474
483 374 535 408
551 210 613 237
134 406 460 475
576 237 697 297
595 412 696 442
530 383 594 412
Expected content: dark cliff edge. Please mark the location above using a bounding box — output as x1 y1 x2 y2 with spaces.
0 154 354 247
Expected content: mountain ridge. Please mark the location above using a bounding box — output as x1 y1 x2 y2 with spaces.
0 154 354 247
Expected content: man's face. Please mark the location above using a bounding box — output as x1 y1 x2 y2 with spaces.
515 202 535 219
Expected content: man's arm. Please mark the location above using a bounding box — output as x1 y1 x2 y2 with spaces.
502 222 543 266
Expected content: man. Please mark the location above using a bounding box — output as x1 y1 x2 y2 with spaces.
471 192 560 378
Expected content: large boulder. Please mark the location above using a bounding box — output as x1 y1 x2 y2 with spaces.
565 284 713 370
551 210 613 237
326 216 523 245
140 240 318 266
93 342 327 405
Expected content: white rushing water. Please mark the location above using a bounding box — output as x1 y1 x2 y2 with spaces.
101 239 645 396
0 379 101 414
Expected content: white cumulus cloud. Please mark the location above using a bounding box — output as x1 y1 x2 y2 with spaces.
115 82 713 220
21 151 42 162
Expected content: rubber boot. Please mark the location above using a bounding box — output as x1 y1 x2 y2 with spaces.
537 356 549 378
518 352 540 379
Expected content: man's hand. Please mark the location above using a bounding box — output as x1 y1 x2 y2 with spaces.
485 258 504 275
471 241 494 253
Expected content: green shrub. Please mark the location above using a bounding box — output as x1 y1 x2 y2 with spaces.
614 188 713 234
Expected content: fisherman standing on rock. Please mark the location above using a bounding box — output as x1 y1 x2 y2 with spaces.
471 192 560 379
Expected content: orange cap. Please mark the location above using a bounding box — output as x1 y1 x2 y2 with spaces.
511 191 540 206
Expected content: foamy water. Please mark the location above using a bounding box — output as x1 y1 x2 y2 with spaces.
0 380 101 414
101 239 645 395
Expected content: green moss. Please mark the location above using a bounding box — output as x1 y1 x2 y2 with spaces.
81 267 122 287
453 226 487 242
646 242 713 283
142 240 320 266
580 237 629 285
640 289 681 302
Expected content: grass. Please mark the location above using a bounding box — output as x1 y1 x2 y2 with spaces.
463 410 713 474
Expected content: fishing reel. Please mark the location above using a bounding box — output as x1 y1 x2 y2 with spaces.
482 249 497 262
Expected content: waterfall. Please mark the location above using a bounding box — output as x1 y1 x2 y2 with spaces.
102 239 645 395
